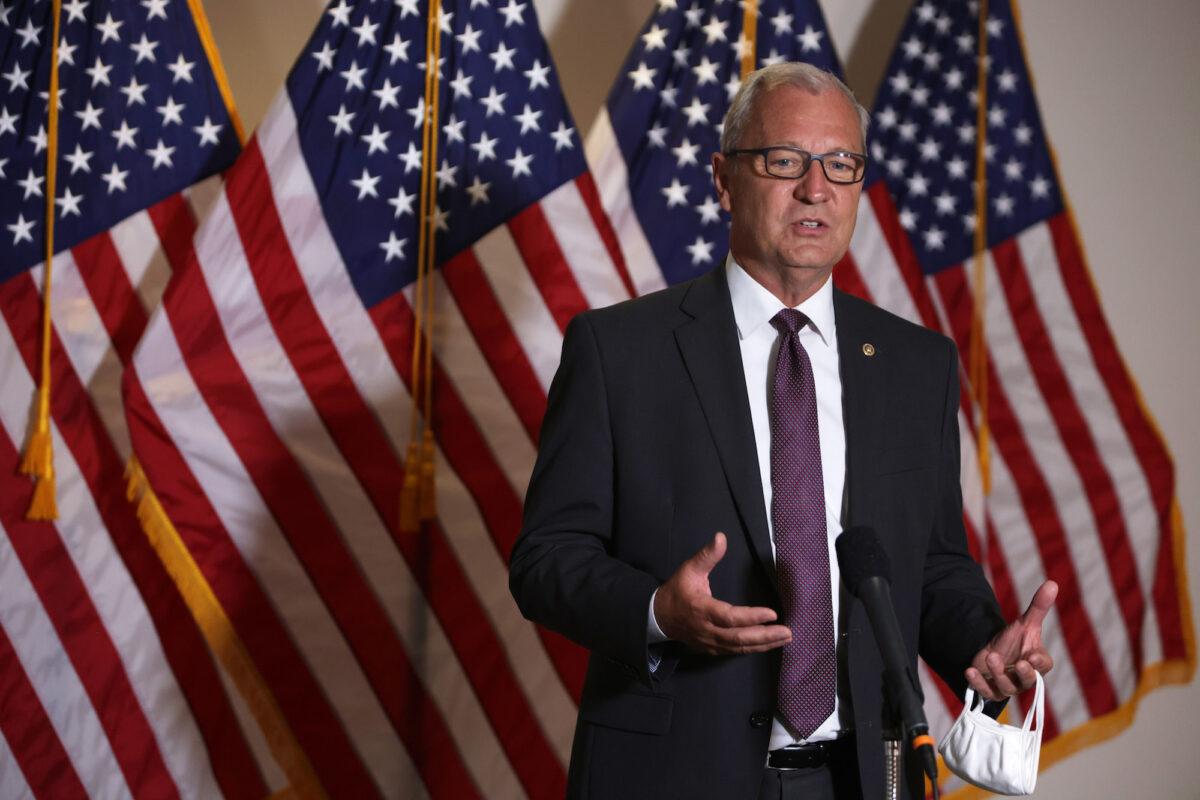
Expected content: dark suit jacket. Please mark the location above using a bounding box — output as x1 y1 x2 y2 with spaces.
510 267 1004 799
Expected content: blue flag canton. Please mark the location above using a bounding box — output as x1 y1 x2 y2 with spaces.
0 0 241 281
867 0 1063 274
606 0 842 287
289 0 586 310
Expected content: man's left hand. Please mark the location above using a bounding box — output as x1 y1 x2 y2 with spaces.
965 580 1059 701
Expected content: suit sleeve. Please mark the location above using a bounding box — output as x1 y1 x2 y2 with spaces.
918 338 1006 699
509 313 661 685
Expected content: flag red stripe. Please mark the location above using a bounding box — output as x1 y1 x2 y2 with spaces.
574 172 638 299
228 141 562 798
1046 214 1185 657
371 292 589 703
0 305 177 799
507 203 591 334
146 193 200 275
832 252 871 302
0 617 89 800
991 238 1145 673
442 248 548 443
865 183 944 330
932 266 1119 717
133 275 383 799
69 233 148 367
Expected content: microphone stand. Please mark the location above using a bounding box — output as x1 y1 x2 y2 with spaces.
881 682 902 800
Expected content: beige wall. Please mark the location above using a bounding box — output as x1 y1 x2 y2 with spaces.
202 1 1200 796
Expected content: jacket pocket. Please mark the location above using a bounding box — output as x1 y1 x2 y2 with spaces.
579 690 674 735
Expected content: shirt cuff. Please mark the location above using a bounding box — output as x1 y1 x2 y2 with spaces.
647 589 669 673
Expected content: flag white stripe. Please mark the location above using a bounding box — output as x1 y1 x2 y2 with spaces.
134 306 413 797
472 225 563 392
209 653 289 796
258 96 576 764
972 253 1136 698
850 203 923 325
0 728 34 800
540 180 631 309
585 109 668 296
109 209 172 317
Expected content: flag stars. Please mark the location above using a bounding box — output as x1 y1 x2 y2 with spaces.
457 22 483 54
395 0 419 17
29 125 47 154
672 44 691 68
661 178 689 208
1030 174 1051 199
327 0 352 26
628 61 656 91
329 104 355 136
3 63 30 91
18 168 44 199
997 69 1018 92
642 23 668 51
686 235 713 265
466 175 491 206
384 34 411 65
1003 157 1024 181
399 141 423 172
672 137 700 167
57 38 79 66
1014 123 1033 145
918 136 940 161
907 172 930 196
63 0 88 23
922 50 941 71
360 123 390 154
85 56 114 87
682 96 711 126
693 56 719 86
993 193 1015 217
701 15 728 44
769 10 793 36
889 71 911 95
157 96 186 126
796 25 824 52
550 121 575 151
121 76 149 105
899 207 918 231
57 187 84 218
886 156 906 178
499 0 526 27
96 13 123 42
102 163 129 193
351 168 380 199
374 79 402 109
986 15 1005 37
7 213 35 245
387 186 416 217
379 231 406 262
946 155 968 179
696 195 721 224
933 191 957 215
449 69 473 100
915 1 936 22
683 5 704 27
471 131 499 162
312 42 336 71
435 159 458 189
944 67 964 91
490 41 517 71
660 83 679 108
955 33 974 54
142 0 170 20
646 123 668 148
0 107 17 135
352 16 379 47
15 19 41 48
147 139 176 169
931 102 953 125
428 205 449 232
479 86 506 117
442 114 465 143
65 144 93 174
131 33 159 62
910 85 930 106
524 59 551 90
923 225 946 250
112 119 138 149
168 53 196 83
901 35 923 59
194 116 224 145
876 107 897 129
897 120 917 142
506 147 534 178
987 104 1007 127
724 73 741 101
956 122 975 145
514 103 543 134
341 60 367 91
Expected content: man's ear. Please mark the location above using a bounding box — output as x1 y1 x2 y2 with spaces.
712 152 733 213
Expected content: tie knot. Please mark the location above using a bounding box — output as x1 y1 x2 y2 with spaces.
772 308 809 336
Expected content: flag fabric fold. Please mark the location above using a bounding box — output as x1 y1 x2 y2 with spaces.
0 0 262 797
123 0 634 796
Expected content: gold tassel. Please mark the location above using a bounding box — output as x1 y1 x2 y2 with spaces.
399 442 421 533
26 471 58 521
418 429 436 520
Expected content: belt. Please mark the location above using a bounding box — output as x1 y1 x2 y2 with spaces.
766 734 856 770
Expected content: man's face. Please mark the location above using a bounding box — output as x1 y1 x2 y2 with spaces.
713 85 864 284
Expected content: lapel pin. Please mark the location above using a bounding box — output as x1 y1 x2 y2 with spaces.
862 343 876 357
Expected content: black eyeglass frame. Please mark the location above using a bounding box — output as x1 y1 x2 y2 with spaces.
723 146 869 184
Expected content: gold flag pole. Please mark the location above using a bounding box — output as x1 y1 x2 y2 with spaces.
970 0 992 496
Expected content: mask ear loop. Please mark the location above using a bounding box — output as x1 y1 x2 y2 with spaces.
1022 671 1046 733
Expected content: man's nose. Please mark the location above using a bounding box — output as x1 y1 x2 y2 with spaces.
794 161 831 203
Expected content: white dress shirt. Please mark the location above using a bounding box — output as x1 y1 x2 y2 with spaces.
648 258 851 750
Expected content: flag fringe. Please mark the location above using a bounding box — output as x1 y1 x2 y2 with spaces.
124 458 326 800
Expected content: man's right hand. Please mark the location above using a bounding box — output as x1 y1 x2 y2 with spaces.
654 532 792 655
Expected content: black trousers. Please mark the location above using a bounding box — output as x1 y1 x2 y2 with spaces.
756 761 863 799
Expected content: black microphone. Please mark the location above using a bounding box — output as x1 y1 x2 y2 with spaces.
836 526 939 787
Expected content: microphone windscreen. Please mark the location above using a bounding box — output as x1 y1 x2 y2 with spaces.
836 526 891 594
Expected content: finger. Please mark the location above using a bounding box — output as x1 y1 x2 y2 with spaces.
1020 580 1059 628
1010 660 1038 690
688 532 727 576
704 623 793 654
1022 647 1053 675
704 598 779 628
964 667 1001 702
985 652 1020 696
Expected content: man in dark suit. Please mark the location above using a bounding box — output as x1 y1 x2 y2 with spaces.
510 63 1056 799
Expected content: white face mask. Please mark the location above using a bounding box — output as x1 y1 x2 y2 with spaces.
938 671 1045 796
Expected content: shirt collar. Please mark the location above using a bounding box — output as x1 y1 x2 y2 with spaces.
725 256 836 347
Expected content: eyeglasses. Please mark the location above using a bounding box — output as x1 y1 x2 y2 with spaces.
723 146 868 184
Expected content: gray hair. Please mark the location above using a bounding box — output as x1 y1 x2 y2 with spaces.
719 62 870 152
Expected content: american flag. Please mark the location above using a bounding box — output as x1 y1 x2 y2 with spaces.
123 0 631 796
588 0 1191 793
0 1 259 797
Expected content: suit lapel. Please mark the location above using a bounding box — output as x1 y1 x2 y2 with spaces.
834 289 888 528
675 269 778 598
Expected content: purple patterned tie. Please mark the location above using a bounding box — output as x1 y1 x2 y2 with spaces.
770 308 836 739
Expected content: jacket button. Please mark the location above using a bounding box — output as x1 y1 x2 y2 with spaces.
749 712 771 728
